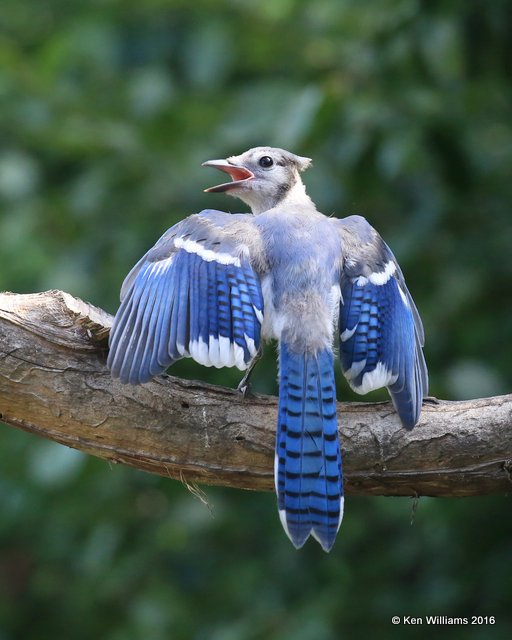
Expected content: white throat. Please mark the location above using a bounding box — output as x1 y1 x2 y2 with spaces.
241 178 315 215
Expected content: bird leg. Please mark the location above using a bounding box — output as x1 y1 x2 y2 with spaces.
237 348 263 398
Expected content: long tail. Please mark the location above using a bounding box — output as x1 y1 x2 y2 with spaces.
276 342 343 552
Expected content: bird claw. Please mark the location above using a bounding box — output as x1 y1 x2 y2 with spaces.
237 381 255 399
236 348 262 399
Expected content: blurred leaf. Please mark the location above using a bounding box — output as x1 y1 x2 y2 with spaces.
445 360 507 400
0 150 40 200
28 441 86 487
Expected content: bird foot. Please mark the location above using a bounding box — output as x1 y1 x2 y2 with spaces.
237 381 255 399
236 349 262 399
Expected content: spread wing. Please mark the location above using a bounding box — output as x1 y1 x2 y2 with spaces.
335 215 428 429
108 209 265 384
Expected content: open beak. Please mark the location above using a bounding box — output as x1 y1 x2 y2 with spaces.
202 159 254 193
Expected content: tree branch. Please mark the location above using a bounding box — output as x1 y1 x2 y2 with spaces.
1 290 511 497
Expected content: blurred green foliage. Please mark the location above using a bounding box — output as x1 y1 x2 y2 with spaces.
1 0 511 638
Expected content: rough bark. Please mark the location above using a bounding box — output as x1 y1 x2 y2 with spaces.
0 290 511 497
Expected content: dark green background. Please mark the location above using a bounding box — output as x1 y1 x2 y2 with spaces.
1 1 511 638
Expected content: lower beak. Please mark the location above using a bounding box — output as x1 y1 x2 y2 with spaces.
202 159 254 193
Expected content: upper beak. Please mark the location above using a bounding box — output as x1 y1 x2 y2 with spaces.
202 159 254 193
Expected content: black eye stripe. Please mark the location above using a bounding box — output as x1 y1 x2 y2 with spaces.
258 155 274 168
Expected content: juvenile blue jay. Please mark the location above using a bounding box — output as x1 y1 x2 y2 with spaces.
107 147 427 552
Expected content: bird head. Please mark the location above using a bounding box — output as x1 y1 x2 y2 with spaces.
202 146 312 214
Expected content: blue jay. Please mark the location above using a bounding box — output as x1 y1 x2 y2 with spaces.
107 147 428 552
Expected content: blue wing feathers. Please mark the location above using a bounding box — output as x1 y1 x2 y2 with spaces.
175 256 190 357
197 259 209 344
227 270 245 351
165 254 183 362
108 215 263 383
206 260 219 339
109 265 152 382
151 264 173 372
235 269 256 342
216 263 233 346
339 273 425 429
141 264 173 381
129 270 159 383
242 262 263 316
206 260 220 364
190 253 201 347
336 215 427 429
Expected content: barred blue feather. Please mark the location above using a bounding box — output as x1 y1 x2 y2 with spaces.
338 235 427 429
276 343 343 552
108 212 263 384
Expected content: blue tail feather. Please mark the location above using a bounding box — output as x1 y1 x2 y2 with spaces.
276 343 343 552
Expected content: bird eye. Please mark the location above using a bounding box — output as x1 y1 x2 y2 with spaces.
258 156 274 168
